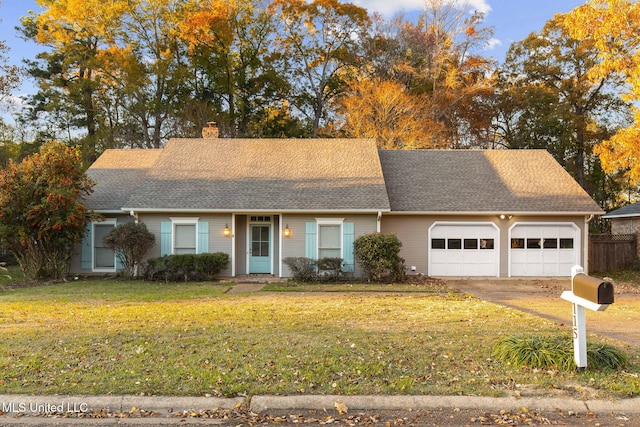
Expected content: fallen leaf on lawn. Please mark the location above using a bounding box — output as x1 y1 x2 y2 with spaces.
334 401 348 415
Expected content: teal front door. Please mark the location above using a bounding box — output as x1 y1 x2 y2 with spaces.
249 224 271 273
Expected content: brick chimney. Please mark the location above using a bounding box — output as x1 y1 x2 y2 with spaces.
202 121 219 139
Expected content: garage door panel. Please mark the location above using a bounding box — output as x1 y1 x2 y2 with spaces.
510 224 579 277
429 223 499 277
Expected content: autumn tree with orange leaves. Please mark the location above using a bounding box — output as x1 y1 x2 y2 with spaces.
565 0 640 187
0 142 95 280
348 0 495 148
270 0 370 137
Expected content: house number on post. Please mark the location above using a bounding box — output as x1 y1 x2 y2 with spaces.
560 265 614 370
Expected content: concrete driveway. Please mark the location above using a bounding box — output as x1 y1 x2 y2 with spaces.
443 277 640 348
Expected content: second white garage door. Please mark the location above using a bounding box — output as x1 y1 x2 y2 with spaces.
509 223 580 277
429 222 499 277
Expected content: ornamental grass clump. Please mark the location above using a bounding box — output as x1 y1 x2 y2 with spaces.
493 335 627 371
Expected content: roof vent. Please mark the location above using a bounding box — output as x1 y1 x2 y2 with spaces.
202 121 219 139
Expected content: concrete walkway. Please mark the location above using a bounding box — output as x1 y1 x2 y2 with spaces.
225 282 266 294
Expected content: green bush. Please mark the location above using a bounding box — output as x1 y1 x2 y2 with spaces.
283 257 317 282
493 334 628 371
144 252 229 282
353 233 405 281
317 257 343 282
104 222 155 278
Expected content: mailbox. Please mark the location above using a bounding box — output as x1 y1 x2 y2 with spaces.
572 273 614 305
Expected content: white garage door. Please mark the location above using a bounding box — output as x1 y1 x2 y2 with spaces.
510 223 579 277
429 223 499 277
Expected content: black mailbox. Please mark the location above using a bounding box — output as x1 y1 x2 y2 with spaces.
572 273 614 305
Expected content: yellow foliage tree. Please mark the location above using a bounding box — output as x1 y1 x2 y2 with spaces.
341 78 446 149
565 0 640 185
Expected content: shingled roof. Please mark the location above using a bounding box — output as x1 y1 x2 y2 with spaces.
118 138 390 212
604 202 640 218
86 149 161 212
86 141 602 215
379 149 604 214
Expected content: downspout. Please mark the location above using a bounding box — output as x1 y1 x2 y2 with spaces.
584 215 594 273
129 210 138 224
377 211 382 233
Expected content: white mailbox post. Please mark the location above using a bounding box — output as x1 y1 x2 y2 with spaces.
560 265 614 370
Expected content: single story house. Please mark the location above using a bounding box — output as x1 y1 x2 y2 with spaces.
72 130 604 278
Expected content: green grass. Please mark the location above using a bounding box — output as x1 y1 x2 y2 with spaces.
262 281 452 293
0 265 24 286
493 335 628 371
593 270 640 290
0 280 638 398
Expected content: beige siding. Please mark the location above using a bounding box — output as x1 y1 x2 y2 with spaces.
235 215 247 275
381 214 589 277
138 213 234 276
280 214 379 277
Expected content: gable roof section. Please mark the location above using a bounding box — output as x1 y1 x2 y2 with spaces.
379 149 604 214
86 149 162 212
121 138 391 212
604 202 640 218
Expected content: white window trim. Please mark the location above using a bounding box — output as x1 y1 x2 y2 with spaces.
170 217 199 255
92 218 117 273
315 218 344 260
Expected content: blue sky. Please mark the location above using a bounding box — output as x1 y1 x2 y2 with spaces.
1 0 587 99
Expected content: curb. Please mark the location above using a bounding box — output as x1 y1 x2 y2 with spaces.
1 394 639 416
0 395 243 416
249 395 640 414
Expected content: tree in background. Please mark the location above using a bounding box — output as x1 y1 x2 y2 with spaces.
180 0 295 137
340 78 436 148
0 1 21 167
98 0 194 148
347 0 495 148
270 0 370 137
20 0 129 159
565 0 640 188
0 29 19 100
494 14 630 209
21 0 197 153
0 142 95 280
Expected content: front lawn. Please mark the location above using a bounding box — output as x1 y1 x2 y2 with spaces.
0 280 637 398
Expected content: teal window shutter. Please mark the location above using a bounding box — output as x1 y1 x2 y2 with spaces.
342 222 355 272
160 221 172 256
197 221 209 254
81 223 92 270
305 221 316 259
114 219 124 271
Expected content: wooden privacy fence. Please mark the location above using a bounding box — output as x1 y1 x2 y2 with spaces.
589 233 637 272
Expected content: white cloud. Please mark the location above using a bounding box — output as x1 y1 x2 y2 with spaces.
352 0 491 17
485 37 502 50
465 0 491 15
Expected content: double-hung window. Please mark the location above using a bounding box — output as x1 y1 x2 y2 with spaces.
318 223 342 259
160 218 209 256
93 219 117 272
172 218 198 254
304 219 355 272
317 219 343 259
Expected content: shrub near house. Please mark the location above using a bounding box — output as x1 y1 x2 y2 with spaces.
0 142 95 280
